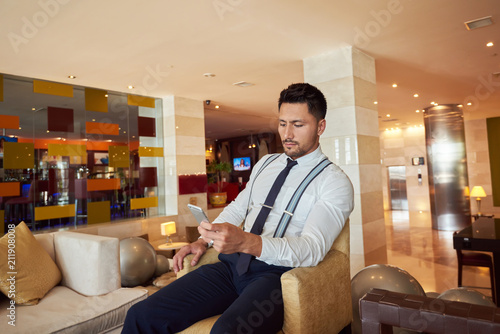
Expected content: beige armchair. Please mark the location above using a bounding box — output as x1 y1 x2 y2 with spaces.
177 221 351 334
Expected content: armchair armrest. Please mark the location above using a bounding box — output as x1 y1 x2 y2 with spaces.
281 248 351 334
177 248 220 278
54 232 120 296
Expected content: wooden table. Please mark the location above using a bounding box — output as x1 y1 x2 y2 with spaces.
453 217 500 305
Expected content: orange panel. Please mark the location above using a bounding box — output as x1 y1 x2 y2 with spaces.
0 115 20 130
86 121 119 135
87 179 120 191
0 182 20 197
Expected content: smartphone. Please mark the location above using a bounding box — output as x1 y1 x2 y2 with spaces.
187 204 210 225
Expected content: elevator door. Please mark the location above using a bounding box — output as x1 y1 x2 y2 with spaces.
388 166 408 211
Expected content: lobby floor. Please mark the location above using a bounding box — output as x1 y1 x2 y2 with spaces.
366 210 493 298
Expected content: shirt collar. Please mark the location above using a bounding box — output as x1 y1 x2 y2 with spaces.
281 145 323 166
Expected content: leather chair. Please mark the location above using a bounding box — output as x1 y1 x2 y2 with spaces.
453 231 495 302
177 220 351 334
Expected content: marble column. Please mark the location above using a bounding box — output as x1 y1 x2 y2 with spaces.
303 46 387 275
162 96 207 239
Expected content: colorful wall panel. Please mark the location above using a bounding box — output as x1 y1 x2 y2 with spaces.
109 145 130 168
138 116 156 137
0 115 19 129
86 121 119 135
87 178 120 191
48 143 86 157
139 146 163 157
35 204 76 221
33 80 73 97
0 74 3 102
0 182 20 197
47 107 74 132
128 94 155 108
3 142 34 169
85 88 108 113
130 196 158 210
87 201 111 224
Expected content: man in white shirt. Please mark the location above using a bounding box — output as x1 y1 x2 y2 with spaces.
123 83 354 334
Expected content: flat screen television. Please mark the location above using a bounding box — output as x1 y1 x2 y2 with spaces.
233 157 251 171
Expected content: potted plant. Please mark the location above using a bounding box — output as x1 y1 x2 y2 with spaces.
207 159 233 207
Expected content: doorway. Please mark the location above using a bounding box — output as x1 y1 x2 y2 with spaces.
388 166 408 211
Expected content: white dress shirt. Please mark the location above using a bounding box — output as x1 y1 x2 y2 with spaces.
212 146 354 268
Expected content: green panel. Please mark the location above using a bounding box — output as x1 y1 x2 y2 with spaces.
487 117 500 206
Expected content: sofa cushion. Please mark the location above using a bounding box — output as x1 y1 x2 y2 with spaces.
0 285 148 333
0 222 62 305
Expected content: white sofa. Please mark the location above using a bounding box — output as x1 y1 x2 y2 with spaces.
0 231 148 334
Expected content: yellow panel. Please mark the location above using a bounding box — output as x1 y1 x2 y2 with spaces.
85 87 108 112
48 143 86 157
87 201 111 224
109 145 130 168
0 182 20 197
33 80 73 97
130 197 158 210
139 146 164 157
0 74 3 102
0 211 4 234
87 179 121 191
35 204 75 221
3 142 35 169
127 94 156 108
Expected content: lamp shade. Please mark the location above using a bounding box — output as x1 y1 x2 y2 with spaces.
470 186 486 198
161 221 176 236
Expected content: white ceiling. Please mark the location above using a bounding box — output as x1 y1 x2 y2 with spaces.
1 0 499 140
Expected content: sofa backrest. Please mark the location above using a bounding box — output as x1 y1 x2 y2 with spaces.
34 232 56 261
331 219 349 257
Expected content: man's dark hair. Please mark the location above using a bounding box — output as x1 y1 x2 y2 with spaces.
278 83 327 121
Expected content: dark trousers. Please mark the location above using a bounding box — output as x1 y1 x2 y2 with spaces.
122 253 292 334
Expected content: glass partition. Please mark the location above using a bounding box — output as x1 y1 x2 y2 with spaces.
0 73 164 233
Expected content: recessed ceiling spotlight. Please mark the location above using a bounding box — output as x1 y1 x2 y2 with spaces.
487 42 494 47
386 114 391 117
464 16 493 30
413 93 419 97
392 83 398 88
104 94 108 98
467 102 472 106
203 73 216 78
128 85 134 89
416 110 420 113
458 104 463 108
373 101 378 105
215 105 220 109
68 75 76 79
233 81 254 87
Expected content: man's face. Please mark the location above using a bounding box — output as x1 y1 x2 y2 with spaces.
278 103 325 159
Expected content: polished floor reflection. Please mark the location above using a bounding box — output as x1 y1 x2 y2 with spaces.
368 210 492 298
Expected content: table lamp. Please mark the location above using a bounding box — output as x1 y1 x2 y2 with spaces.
161 221 176 245
470 186 486 216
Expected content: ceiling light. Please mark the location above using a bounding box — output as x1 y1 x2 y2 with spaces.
386 114 391 117
215 105 220 109
128 85 134 89
413 93 419 97
233 81 254 87
203 73 216 78
464 16 493 30
458 104 463 108
392 83 398 88
416 110 420 113
104 94 108 97
373 101 378 105
487 42 494 47
68 75 76 79
467 102 472 106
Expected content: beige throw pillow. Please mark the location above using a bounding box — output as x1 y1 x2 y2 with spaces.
0 222 62 305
